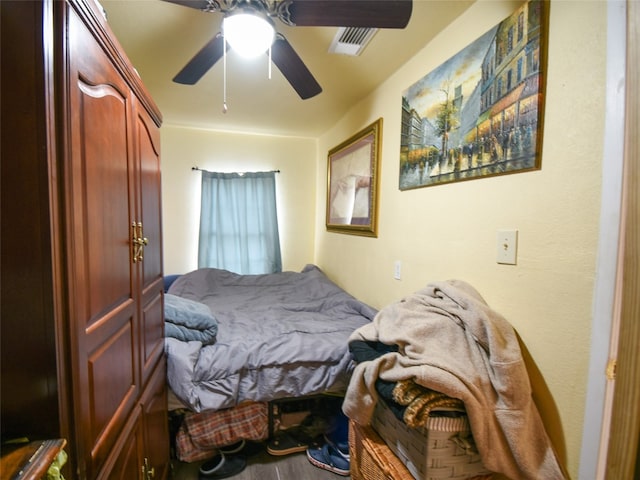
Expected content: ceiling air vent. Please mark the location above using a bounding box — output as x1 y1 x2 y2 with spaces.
328 27 378 56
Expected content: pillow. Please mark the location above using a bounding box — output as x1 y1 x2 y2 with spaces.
164 294 218 345
164 274 182 292
164 294 217 330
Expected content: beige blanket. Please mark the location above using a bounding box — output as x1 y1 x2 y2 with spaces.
343 280 566 480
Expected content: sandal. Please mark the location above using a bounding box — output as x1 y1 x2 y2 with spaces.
267 426 321 456
323 433 350 460
199 453 247 479
267 430 309 456
306 443 350 476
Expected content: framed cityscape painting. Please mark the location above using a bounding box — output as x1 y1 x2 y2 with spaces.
399 0 548 190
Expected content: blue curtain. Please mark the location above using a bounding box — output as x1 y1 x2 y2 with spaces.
198 170 282 274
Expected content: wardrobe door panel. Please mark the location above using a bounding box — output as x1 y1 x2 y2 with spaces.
106 433 142 480
86 314 138 473
75 84 134 323
67 8 139 477
136 104 165 383
141 359 170 480
97 407 144 480
141 292 164 379
137 106 163 286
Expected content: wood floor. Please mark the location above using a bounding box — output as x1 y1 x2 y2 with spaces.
171 448 349 479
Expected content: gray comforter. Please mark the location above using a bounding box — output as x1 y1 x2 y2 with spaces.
165 265 376 412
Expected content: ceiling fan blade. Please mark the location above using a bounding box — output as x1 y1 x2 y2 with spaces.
285 0 412 28
173 33 227 85
161 0 214 11
270 35 322 100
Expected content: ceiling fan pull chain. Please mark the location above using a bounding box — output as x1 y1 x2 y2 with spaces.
268 44 272 80
223 33 228 113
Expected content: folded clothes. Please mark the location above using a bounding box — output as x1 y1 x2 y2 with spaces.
393 379 465 428
349 339 406 419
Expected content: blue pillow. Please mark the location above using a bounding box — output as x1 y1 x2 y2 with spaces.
164 274 181 292
164 294 215 328
164 294 218 345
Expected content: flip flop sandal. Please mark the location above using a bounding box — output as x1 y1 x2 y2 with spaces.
292 425 324 448
323 433 350 461
306 443 350 476
199 453 247 479
267 430 309 456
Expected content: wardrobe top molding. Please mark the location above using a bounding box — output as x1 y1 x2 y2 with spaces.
69 0 163 126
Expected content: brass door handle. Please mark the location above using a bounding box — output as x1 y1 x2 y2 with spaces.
143 457 155 479
132 222 149 262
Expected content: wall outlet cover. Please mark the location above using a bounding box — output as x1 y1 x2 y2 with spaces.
497 230 518 265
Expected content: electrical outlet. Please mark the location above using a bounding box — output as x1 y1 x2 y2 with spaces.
496 230 518 265
394 260 402 280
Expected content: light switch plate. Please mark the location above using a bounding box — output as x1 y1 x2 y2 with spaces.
394 260 402 280
497 230 518 265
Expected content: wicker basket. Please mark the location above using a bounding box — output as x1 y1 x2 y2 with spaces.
350 419 416 480
350 400 492 480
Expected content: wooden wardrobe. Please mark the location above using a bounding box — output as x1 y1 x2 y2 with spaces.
1 1 169 478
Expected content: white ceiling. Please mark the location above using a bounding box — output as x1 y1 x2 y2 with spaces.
100 0 474 137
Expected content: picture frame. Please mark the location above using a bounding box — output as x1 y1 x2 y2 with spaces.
326 118 382 237
399 0 548 190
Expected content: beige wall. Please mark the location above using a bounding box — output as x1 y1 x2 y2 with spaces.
314 1 607 478
160 125 317 274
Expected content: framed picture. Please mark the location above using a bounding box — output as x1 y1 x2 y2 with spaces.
399 0 548 190
326 118 382 237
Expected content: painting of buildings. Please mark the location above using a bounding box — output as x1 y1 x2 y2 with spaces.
400 0 546 190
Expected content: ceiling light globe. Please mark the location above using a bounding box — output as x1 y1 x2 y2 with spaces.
223 13 275 58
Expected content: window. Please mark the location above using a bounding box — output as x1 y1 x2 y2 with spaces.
198 170 282 274
517 13 524 42
507 25 514 53
517 57 523 83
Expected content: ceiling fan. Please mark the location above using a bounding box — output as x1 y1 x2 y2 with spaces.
162 0 413 100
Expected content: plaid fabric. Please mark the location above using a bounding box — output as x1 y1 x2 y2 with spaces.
176 402 269 462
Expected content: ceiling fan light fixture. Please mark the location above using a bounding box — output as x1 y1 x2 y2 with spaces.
223 12 275 58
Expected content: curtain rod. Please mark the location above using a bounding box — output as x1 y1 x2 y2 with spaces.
192 166 280 173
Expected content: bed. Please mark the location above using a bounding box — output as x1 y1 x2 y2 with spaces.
163 264 377 461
